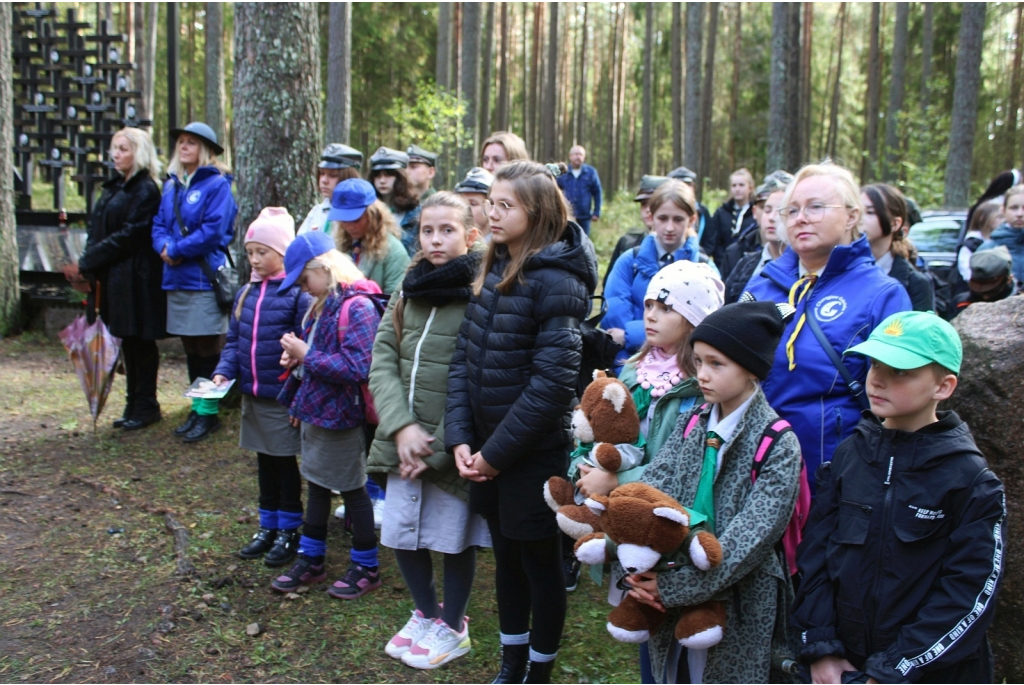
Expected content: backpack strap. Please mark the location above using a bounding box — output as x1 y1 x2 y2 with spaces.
683 403 710 438
751 419 794 483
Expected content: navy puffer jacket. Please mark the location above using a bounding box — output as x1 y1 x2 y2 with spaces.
445 222 598 471
213 276 312 398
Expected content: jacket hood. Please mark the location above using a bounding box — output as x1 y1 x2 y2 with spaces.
761 236 875 289
853 410 984 471
989 224 1024 246
524 221 599 294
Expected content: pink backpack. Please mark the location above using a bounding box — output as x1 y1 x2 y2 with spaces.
684 404 812 576
336 280 388 425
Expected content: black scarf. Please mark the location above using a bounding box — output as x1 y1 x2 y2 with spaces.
400 251 482 307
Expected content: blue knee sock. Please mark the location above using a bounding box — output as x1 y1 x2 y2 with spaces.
258 508 278 529
350 546 378 569
277 510 303 531
297 536 326 561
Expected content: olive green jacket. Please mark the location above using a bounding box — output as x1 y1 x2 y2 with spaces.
354 232 411 296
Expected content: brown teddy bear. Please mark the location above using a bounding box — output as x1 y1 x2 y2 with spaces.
573 482 727 648
542 371 644 539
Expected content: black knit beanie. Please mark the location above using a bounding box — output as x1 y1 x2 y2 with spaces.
689 301 796 380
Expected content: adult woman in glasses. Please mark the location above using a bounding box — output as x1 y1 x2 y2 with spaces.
741 162 910 494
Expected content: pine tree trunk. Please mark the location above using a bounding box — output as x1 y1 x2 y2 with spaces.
327 2 352 144
767 2 789 172
684 3 704 170
0 2 18 335
1004 3 1024 171
575 3 588 145
460 1 482 177
497 2 509 132
672 2 683 167
944 2 987 208
699 2 719 197
800 2 813 163
204 3 228 164
126 2 135 62
480 2 494 137
882 2 909 182
785 3 802 171
729 2 742 172
640 3 655 175
826 4 847 160
861 3 882 182
233 3 323 239
437 3 452 89
608 3 620 191
520 2 529 140
542 3 558 162
920 3 934 113
529 2 543 157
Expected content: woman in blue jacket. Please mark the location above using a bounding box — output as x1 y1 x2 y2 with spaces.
743 162 911 492
151 122 239 443
603 180 704 370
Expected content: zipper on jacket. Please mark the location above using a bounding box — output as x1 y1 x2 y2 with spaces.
869 440 898 654
250 280 268 395
408 307 437 414
474 292 500 406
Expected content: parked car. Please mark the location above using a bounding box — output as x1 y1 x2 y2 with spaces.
907 210 967 282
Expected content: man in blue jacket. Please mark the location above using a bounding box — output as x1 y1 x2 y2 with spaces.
557 146 602 236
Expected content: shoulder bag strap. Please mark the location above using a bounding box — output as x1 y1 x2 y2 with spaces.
801 283 871 412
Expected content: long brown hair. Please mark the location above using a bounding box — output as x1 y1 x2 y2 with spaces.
630 318 698 378
393 192 476 344
334 200 402 262
474 161 570 296
369 168 419 212
862 183 917 261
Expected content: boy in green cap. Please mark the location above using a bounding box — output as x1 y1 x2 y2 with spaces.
792 311 1006 684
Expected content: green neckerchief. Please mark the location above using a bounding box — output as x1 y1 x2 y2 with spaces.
691 431 720 534
632 384 653 421
569 432 647 480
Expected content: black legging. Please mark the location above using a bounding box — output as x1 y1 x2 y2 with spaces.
486 516 567 655
120 336 160 419
256 453 303 514
303 481 376 551
181 334 224 384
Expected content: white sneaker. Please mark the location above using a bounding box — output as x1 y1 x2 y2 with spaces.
401 618 471 670
385 609 434 659
373 498 385 529
334 504 346 519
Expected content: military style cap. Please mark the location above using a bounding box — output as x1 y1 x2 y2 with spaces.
369 147 409 171
319 143 363 170
969 246 1012 285
406 145 438 167
667 166 697 184
454 167 494 194
170 121 223 156
634 174 670 202
755 170 794 202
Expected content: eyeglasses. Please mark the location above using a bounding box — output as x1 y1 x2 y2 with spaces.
485 199 516 219
778 202 846 223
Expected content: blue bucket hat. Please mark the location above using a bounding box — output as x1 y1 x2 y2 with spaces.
169 121 224 156
328 178 377 223
278 231 335 294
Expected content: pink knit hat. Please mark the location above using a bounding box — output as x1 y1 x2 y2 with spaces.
245 207 295 256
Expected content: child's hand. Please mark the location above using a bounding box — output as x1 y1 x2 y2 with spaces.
810 656 858 684
576 464 620 498
469 452 499 481
212 374 229 386
626 572 665 612
280 350 297 368
454 445 477 480
606 327 625 346
289 416 300 428
400 456 429 480
396 423 435 463
280 333 309 363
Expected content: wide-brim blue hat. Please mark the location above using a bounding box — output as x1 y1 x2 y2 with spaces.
328 178 377 223
278 231 335 294
170 121 224 156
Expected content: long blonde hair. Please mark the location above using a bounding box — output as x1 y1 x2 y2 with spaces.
474 161 570 296
302 249 365 325
167 134 230 181
333 200 401 262
111 127 162 180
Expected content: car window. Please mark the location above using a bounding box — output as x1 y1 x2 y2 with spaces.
908 219 962 253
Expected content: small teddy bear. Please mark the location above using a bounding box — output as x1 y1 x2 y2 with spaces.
543 370 644 539
573 482 727 649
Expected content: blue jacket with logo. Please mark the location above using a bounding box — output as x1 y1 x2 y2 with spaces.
743 237 912 492
151 166 239 291
603 233 703 368
557 164 603 220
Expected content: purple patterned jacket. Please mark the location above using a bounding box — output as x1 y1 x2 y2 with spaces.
278 281 382 431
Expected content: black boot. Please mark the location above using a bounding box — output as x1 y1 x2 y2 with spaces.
174 411 199 436
264 529 299 567
492 644 529 684
524 659 556 684
113 402 133 429
182 414 220 443
238 528 277 559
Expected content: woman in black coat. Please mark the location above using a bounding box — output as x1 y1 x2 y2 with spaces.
76 127 165 430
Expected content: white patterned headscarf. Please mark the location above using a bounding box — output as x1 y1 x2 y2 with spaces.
644 261 725 327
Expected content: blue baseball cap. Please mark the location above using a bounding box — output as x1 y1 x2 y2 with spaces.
278 231 335 294
328 178 376 223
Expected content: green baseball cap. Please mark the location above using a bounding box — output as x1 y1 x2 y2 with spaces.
845 311 962 374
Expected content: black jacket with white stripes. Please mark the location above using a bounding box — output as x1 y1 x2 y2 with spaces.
792 411 1006 683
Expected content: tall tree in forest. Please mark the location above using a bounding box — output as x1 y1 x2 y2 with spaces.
672 3 683 167
729 3 742 171
800 3 813 163
784 3 802 170
497 2 509 132
641 3 654 175
767 3 790 172
205 3 228 162
861 3 882 182
480 2 494 137
575 3 589 145
0 2 17 335
460 1 482 176
233 3 323 240
133 2 156 123
944 2 987 207
684 3 704 170
542 3 558 161
327 2 352 144
920 3 934 113
825 4 847 161
529 2 543 155
607 3 621 189
699 2 720 195
436 3 452 89
1004 3 1024 170
882 3 910 182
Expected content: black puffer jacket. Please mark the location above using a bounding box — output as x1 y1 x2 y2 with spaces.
445 222 597 472
78 172 165 340
706 198 758 272
793 412 1005 683
723 248 762 304
888 254 936 312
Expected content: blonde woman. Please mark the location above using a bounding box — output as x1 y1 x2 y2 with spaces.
76 127 164 430
479 131 529 173
151 121 238 442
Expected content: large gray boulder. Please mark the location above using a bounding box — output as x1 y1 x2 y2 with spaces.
946 296 1024 682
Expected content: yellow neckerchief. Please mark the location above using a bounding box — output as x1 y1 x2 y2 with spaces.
785 274 818 370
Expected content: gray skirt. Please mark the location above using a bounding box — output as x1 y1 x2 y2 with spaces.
166 290 228 336
300 423 366 492
381 473 491 554
239 395 300 456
